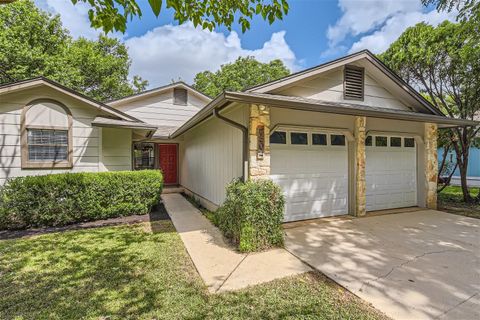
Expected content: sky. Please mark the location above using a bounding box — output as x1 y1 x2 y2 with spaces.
35 0 456 88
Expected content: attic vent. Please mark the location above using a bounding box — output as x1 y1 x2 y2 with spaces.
173 88 188 105
344 65 364 101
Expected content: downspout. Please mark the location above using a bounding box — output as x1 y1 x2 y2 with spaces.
213 107 249 182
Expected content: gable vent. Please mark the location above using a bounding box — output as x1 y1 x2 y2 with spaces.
173 88 188 105
344 65 364 101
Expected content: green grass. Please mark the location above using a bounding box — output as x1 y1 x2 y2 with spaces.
438 186 480 218
0 222 386 319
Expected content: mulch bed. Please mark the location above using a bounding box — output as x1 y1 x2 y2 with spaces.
0 203 170 240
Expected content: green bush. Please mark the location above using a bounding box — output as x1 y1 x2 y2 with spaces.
0 170 163 230
216 179 285 252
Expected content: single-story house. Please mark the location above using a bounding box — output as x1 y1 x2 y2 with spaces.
0 50 476 221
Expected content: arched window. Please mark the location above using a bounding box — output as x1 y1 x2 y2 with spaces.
21 99 73 168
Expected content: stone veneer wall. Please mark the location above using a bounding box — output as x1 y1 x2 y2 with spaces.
248 104 270 179
355 116 367 216
425 123 438 209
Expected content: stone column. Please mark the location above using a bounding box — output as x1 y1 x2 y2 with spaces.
249 104 270 180
425 123 438 209
355 116 367 217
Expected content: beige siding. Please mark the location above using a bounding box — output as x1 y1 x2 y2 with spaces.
113 90 208 130
179 104 246 205
101 127 132 171
277 68 410 111
0 87 131 185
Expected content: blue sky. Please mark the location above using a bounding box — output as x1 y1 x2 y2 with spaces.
36 0 455 87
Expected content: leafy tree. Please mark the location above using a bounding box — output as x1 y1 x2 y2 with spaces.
0 0 147 101
193 56 290 97
421 0 479 21
70 0 289 34
380 21 480 202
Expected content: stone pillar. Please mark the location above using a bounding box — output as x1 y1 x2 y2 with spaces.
355 116 367 217
425 123 438 209
249 104 270 180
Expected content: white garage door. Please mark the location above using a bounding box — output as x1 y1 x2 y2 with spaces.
270 130 349 222
366 135 417 211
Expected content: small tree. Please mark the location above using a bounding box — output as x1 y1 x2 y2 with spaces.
193 56 290 97
380 21 480 202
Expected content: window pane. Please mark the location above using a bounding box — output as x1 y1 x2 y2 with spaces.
365 136 372 146
28 145 68 161
291 132 308 145
133 143 155 170
404 138 415 148
312 133 327 145
270 131 286 144
28 129 67 145
375 136 387 147
390 137 401 147
331 134 346 146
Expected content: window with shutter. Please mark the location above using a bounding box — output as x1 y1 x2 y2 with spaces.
344 65 364 101
173 88 188 105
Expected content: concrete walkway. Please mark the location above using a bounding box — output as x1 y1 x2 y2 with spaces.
161 193 310 293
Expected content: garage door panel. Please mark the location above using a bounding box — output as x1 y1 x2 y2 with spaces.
271 144 348 221
366 143 417 211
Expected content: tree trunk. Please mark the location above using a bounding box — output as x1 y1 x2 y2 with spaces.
458 154 472 202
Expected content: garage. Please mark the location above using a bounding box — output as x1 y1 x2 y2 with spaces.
269 128 349 222
366 135 417 211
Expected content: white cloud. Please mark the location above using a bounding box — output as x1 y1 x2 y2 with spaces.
35 0 122 39
125 23 299 87
349 9 455 53
326 0 456 55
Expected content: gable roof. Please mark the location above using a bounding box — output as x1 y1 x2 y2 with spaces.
246 50 443 116
106 81 212 106
0 77 143 122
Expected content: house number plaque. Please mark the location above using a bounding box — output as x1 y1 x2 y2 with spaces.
257 125 265 160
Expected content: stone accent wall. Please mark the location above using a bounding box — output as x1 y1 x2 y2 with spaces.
355 116 367 216
249 104 270 179
425 123 438 209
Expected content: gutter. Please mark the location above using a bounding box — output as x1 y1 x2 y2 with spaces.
213 106 248 182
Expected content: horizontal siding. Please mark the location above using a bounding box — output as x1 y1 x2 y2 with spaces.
101 127 132 171
279 69 410 111
180 105 246 205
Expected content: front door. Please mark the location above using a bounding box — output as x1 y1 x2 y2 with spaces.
158 144 178 185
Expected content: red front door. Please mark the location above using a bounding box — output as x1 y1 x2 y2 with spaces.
158 144 178 185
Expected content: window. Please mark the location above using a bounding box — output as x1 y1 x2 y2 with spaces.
331 134 346 146
375 136 387 147
27 129 68 161
365 136 372 146
291 132 308 145
173 88 188 105
390 137 402 147
133 143 155 170
270 131 286 144
344 65 364 101
404 137 415 148
312 133 327 145
22 99 72 168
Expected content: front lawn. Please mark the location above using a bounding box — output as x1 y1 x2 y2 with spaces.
0 221 386 319
438 186 480 219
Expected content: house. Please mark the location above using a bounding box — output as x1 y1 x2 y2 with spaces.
0 50 476 221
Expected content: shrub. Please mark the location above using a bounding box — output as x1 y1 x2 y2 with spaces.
216 179 285 252
0 170 163 230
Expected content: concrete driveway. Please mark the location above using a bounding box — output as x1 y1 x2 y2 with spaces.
285 210 479 320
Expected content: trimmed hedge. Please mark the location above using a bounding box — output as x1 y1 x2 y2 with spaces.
216 179 285 252
0 170 163 230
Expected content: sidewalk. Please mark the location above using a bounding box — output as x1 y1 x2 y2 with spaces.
161 193 310 293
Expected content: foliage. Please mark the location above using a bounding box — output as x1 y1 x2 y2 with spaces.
379 21 480 202
0 170 163 230
193 56 290 97
421 0 479 22
438 186 480 219
0 223 385 319
0 0 147 101
216 179 285 252
70 0 289 34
